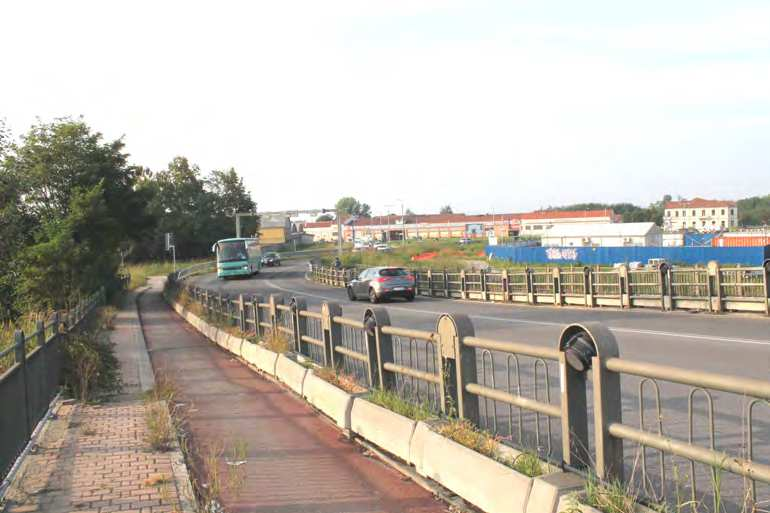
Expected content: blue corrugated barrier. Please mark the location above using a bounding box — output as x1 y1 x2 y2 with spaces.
486 245 770 266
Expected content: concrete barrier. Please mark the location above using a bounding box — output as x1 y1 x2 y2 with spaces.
275 354 308 396
409 422 533 513
302 373 354 430
525 472 585 513
350 399 416 463
240 340 257 365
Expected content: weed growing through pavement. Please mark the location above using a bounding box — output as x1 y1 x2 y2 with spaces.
314 366 367 394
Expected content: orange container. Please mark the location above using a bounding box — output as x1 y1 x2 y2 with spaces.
712 236 770 247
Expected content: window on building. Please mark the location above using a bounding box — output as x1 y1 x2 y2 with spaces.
730 208 735 216
533 225 543 230
711 209 715 215
674 211 679 217
692 210 696 216
692 221 696 226
701 220 706 226
721 209 725 215
667 211 671 217
721 220 725 227
701 209 705 216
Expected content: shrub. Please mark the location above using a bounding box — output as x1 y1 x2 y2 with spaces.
62 330 121 402
262 330 291 354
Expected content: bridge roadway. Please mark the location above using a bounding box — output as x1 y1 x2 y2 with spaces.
139 278 447 513
190 262 770 506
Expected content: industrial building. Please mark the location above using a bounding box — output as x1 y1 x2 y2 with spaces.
541 222 662 247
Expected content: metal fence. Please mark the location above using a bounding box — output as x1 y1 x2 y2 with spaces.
310 262 770 315
0 288 106 482
170 269 770 510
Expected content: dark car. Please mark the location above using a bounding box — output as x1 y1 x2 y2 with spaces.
261 252 281 267
347 267 415 303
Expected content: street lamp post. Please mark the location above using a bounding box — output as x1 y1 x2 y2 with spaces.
396 198 406 246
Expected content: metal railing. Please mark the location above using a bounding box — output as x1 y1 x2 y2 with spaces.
309 262 770 315
0 288 106 482
169 267 770 509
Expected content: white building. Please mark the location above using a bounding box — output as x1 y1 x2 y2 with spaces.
542 222 662 247
663 198 738 232
520 209 618 236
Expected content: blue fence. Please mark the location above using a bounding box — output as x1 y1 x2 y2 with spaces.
486 245 770 266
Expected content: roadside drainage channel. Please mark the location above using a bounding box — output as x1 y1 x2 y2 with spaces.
167 294 615 513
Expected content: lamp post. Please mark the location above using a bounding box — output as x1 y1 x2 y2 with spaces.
396 198 406 246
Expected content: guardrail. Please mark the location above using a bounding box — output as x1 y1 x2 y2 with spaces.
169 267 770 509
0 287 107 483
176 261 216 281
310 261 770 315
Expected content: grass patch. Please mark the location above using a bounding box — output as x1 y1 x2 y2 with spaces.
143 373 179 452
125 258 211 290
261 330 291 354
366 388 434 421
437 418 544 477
314 366 367 394
580 476 637 513
322 239 488 271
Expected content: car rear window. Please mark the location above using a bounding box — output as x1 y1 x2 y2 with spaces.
379 268 408 277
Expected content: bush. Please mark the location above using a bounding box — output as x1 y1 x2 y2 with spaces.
62 330 121 402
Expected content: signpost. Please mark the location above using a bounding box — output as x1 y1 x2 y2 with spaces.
165 232 176 273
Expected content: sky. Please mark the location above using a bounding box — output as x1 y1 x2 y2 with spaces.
1 0 769 216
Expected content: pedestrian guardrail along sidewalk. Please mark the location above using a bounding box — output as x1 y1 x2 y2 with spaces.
309 262 770 315
0 287 107 483
170 268 770 510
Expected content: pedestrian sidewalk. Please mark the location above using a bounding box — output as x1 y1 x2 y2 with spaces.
3 290 193 513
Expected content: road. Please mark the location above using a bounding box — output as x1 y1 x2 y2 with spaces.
139 278 447 513
190 262 770 507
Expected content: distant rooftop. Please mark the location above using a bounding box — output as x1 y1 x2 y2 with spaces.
665 198 736 209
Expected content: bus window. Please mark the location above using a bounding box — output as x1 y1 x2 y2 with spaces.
217 240 248 262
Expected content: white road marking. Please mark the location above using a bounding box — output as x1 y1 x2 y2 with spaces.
262 278 770 347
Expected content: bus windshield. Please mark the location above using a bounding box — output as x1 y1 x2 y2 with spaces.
217 240 248 262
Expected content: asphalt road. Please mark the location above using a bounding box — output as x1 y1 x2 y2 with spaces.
190 262 770 507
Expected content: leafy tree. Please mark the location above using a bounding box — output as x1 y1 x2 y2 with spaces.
405 208 416 216
737 195 770 226
439 205 453 214
316 214 333 222
335 196 371 217
4 119 154 312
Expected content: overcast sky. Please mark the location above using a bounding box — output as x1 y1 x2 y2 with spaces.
1 0 769 216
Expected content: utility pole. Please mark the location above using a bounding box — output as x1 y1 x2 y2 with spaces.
321 207 343 257
397 199 406 246
233 207 258 238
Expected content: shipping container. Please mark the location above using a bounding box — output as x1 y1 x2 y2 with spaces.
712 236 770 247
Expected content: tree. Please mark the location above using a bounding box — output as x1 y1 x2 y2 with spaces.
737 195 770 226
405 208 416 216
335 197 371 217
5 119 155 312
316 214 333 222
439 205 453 214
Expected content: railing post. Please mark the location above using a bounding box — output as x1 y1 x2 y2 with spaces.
764 261 770 316
269 295 283 333
238 294 246 332
362 308 387 388
368 308 393 390
436 314 478 423
584 267 594 307
291 297 306 354
459 269 466 299
15 330 32 438
526 268 534 304
708 261 721 313
443 269 449 298
321 302 342 368
617 264 628 308
663 265 673 311
427 269 433 297
561 323 624 480
553 267 562 306
253 295 263 339
36 319 48 402
480 269 488 301
502 269 510 302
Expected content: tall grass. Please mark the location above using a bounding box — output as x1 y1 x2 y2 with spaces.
367 388 434 421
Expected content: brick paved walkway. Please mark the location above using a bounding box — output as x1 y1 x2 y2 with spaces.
3 292 191 513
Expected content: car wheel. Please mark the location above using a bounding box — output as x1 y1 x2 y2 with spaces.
368 288 379 304
347 287 356 301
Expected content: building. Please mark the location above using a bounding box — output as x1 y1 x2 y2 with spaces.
258 213 293 245
342 213 521 242
541 222 662 247
663 198 738 232
520 209 619 236
303 221 338 242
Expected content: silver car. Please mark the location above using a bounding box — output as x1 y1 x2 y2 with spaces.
347 267 416 303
